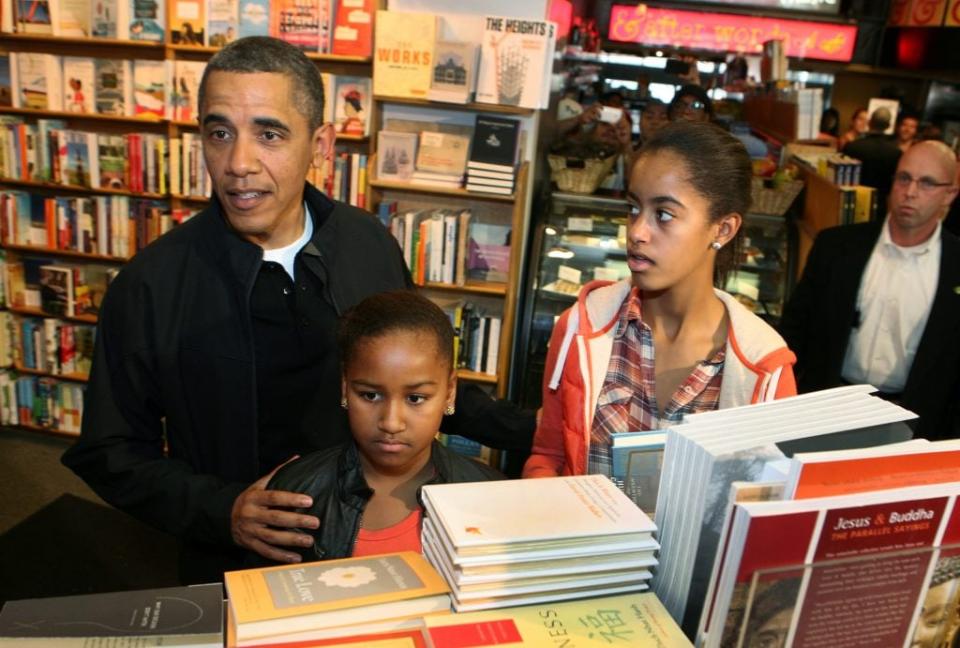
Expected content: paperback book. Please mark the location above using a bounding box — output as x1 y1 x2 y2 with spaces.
238 0 270 38
94 58 133 117
330 0 374 57
427 40 477 104
475 15 555 109
372 10 435 99
332 76 370 136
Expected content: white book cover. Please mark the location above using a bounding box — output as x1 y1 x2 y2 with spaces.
442 212 456 285
133 59 167 118
427 40 477 104
205 0 238 47
91 0 121 37
475 15 554 109
53 0 91 36
422 474 655 552
15 53 60 111
171 60 204 122
62 57 95 114
484 316 500 376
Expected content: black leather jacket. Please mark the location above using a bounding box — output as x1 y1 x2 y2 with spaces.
263 439 505 562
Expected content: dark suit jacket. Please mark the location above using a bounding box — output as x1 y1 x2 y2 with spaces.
844 134 901 217
780 221 960 440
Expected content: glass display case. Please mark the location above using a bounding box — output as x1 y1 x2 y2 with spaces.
512 191 796 411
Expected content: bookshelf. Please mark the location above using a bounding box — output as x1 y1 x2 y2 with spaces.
0 23 376 436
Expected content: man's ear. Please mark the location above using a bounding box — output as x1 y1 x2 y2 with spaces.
312 123 336 169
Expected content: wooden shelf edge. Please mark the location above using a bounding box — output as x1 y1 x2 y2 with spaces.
7 306 98 324
456 369 498 384
6 422 80 438
420 281 507 296
372 95 535 116
2 243 128 264
368 178 515 203
12 363 89 383
0 33 164 48
0 177 167 200
0 106 166 125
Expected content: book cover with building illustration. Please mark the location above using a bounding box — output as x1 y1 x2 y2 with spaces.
427 40 477 104
475 16 554 109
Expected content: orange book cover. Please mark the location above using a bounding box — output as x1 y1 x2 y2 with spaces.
225 552 449 642
792 446 960 500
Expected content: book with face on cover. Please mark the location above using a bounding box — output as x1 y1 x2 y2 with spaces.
332 76 370 136
224 552 451 643
0 583 223 646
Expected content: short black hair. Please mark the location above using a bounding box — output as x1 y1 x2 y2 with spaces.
337 291 455 371
633 120 750 286
198 36 325 131
669 84 714 119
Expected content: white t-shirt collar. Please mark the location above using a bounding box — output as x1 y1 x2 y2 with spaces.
261 203 313 280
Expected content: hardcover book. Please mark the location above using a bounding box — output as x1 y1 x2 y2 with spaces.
0 584 223 646
332 76 370 136
15 0 53 34
171 60 204 122
330 0 374 57
91 0 129 38
133 59 167 118
271 0 324 52
467 115 520 171
94 58 132 116
376 131 417 181
423 592 689 647
427 40 477 104
475 16 555 109
52 0 90 36
415 131 469 177
129 0 165 41
61 57 95 114
169 0 205 45
237 0 269 38
224 552 450 643
205 0 237 47
372 10 435 99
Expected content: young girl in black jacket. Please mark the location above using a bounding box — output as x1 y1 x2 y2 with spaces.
256 290 503 563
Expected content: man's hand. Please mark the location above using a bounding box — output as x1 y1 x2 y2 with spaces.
231 459 320 563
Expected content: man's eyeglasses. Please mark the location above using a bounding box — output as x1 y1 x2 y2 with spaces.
893 172 953 192
681 99 706 112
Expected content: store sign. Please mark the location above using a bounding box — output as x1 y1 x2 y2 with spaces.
943 0 960 25
607 4 858 62
671 0 840 16
890 0 948 26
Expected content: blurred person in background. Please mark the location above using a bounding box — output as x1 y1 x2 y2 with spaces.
818 107 840 147
897 109 921 153
844 107 902 218
839 107 869 150
668 84 714 123
638 99 668 147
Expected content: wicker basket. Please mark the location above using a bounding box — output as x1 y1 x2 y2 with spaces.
750 178 804 216
548 154 617 195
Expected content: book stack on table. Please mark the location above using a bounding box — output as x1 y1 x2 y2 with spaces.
420 474 659 612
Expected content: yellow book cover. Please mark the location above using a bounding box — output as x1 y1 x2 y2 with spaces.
225 552 450 642
853 185 875 223
423 592 691 647
373 11 436 99
156 137 167 195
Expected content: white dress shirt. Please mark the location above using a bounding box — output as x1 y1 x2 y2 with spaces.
841 218 941 392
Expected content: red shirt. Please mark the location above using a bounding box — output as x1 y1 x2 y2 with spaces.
352 509 423 557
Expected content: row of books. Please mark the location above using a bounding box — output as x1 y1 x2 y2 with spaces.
0 118 172 194
823 154 864 187
5 257 116 316
376 114 521 195
2 0 375 56
4 53 203 121
838 184 877 225
8 314 95 377
388 208 511 287
0 369 84 433
374 11 556 110
309 152 367 209
444 299 501 378
0 191 190 259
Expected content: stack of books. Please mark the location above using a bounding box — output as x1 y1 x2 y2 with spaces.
651 384 918 636
420 474 658 612
223 552 450 647
465 115 520 195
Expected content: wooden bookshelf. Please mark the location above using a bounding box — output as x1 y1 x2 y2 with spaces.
13 363 89 383
457 369 498 385
368 176 516 203
0 177 167 200
2 244 128 264
421 281 508 296
373 95 536 116
8 306 97 325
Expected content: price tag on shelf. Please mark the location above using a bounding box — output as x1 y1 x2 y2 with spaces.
558 265 582 285
567 217 593 232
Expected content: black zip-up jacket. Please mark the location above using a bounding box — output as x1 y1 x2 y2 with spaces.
256 439 505 563
61 185 415 581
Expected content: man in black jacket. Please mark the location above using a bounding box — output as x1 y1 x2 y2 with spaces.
62 37 533 584
780 140 960 440
844 107 902 219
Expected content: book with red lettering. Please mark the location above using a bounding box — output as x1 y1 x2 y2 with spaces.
703 482 960 648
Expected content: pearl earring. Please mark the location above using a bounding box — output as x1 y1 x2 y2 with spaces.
444 405 455 416
710 241 723 250
340 397 348 410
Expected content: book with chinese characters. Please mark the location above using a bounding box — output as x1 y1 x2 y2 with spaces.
423 592 689 647
0 583 223 646
224 552 450 643
372 10 435 99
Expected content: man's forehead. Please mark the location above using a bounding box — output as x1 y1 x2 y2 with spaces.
900 143 957 179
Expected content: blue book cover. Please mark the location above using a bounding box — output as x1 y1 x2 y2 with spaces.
238 0 270 38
